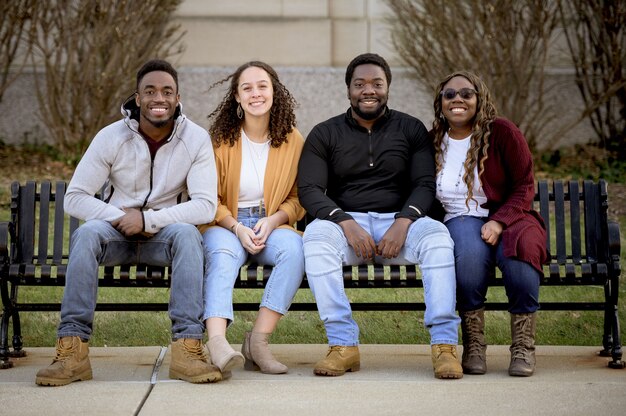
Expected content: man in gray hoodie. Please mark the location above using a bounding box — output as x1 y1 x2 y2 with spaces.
36 59 221 385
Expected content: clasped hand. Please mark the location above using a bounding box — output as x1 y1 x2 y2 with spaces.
237 217 276 255
341 218 411 260
111 208 144 237
481 220 503 246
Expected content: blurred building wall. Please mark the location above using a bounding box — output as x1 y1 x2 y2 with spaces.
0 0 590 149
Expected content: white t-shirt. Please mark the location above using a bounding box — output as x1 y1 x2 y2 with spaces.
436 133 489 222
239 129 269 208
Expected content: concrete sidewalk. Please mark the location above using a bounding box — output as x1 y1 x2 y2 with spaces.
1 344 625 416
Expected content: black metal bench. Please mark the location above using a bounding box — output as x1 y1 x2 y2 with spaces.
0 179 623 369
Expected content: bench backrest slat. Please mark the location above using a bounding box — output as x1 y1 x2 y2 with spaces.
554 181 567 263
17 182 37 263
537 181 551 258
53 182 67 264
568 181 582 264
583 180 599 263
37 181 51 265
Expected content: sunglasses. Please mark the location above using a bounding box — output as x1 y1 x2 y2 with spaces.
440 88 477 100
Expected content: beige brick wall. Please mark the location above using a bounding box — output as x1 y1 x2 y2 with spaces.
175 0 399 67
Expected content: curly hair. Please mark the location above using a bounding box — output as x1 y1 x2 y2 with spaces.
432 71 497 210
207 61 297 148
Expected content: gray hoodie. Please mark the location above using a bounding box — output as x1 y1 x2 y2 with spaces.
64 99 217 234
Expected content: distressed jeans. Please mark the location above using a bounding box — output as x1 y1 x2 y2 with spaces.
302 212 460 346
445 215 540 313
57 220 206 340
202 207 304 324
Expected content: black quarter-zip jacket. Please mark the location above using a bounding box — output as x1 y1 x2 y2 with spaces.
298 107 436 224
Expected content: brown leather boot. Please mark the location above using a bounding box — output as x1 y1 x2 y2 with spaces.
207 335 244 372
169 338 222 383
241 331 288 374
36 336 93 386
431 344 463 379
509 313 537 376
460 308 487 374
313 346 360 376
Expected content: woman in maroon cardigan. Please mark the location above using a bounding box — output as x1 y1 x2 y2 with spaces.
431 71 547 377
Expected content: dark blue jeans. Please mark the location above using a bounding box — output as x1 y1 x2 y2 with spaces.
445 216 540 314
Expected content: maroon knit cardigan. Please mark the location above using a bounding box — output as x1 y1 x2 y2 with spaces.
480 118 548 272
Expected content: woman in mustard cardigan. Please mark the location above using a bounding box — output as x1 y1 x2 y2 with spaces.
200 61 305 375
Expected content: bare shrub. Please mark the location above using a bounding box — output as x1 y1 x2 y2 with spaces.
0 1 39 103
558 0 626 156
385 0 559 149
30 0 185 163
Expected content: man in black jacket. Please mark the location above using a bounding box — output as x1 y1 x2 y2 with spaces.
298 53 462 379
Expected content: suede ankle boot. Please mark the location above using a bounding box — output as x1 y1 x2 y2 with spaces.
241 331 288 374
169 338 222 383
36 336 92 386
460 308 487 374
431 344 463 379
207 335 244 372
509 313 537 377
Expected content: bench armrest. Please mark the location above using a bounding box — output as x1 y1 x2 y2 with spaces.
608 220 621 274
0 221 8 267
608 220 621 255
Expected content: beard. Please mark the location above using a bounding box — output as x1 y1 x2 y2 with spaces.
351 100 387 121
148 118 172 128
141 110 175 129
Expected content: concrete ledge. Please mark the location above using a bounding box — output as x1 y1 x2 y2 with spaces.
1 345 624 416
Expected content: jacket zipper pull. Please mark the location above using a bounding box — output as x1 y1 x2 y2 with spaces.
368 130 374 167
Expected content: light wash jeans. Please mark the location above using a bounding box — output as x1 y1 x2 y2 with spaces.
302 212 460 346
58 220 206 340
202 207 304 324
445 215 540 313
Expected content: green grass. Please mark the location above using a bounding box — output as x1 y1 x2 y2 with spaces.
8 271 624 348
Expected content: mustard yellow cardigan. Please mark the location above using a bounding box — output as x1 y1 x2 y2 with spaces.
198 128 305 234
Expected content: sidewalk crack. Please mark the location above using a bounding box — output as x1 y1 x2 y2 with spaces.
134 346 168 416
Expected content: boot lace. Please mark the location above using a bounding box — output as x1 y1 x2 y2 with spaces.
327 346 349 357
182 340 208 361
435 344 457 357
463 311 485 356
511 315 533 362
53 338 77 363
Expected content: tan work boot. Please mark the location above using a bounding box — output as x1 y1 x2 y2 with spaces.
242 331 288 374
169 338 222 383
36 336 92 386
313 346 360 376
509 313 537 377
431 344 463 379
460 308 487 374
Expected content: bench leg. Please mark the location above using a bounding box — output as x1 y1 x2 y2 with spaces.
601 275 624 369
607 275 624 369
600 280 614 357
0 280 14 369
8 283 24 358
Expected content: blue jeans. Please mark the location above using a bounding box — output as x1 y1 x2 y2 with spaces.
202 207 304 324
302 212 460 346
445 215 540 314
58 220 206 340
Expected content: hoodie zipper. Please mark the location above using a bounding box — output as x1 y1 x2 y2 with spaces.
139 119 181 210
368 129 374 167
